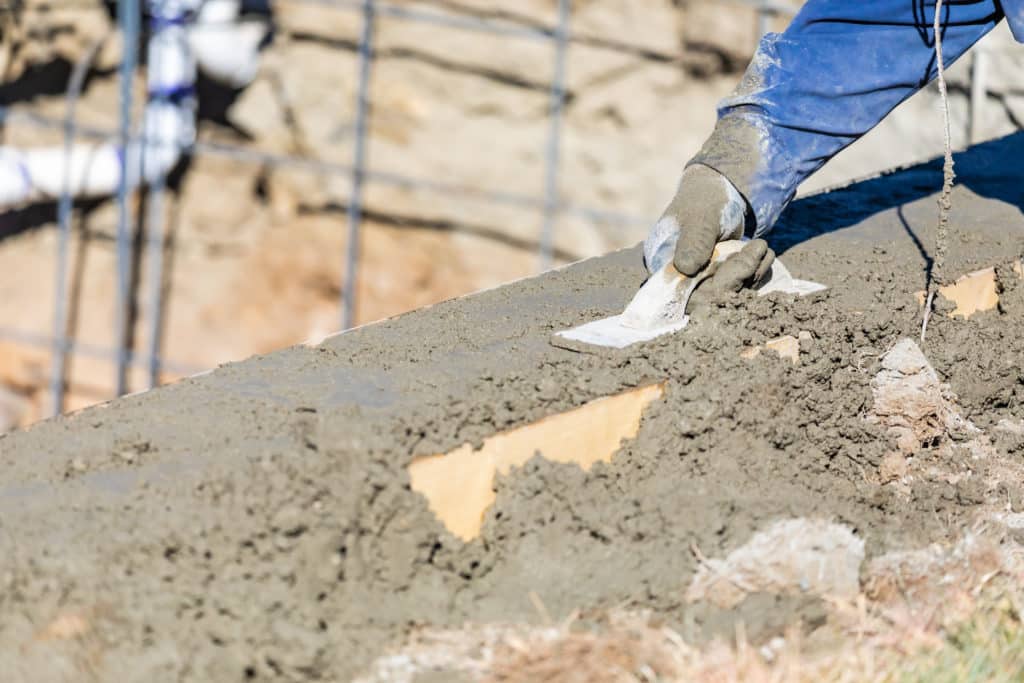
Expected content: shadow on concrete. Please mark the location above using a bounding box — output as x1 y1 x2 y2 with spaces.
770 130 1024 256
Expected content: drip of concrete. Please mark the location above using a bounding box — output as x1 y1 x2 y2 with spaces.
915 267 999 319
408 383 666 541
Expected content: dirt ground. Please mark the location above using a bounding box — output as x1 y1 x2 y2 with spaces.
1 134 1024 681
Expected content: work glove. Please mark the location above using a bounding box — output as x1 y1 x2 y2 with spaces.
643 164 774 295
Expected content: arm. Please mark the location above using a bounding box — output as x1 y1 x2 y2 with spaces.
694 0 1003 235
647 0 1004 279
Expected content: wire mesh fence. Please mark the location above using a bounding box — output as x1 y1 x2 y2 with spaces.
0 0 1005 422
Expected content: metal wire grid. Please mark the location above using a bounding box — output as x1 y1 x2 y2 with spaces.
0 0 822 416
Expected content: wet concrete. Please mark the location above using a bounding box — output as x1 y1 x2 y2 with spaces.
2 133 1024 681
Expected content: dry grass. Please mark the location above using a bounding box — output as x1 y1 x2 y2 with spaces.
358 597 1024 683
485 589 1024 683
357 528 1024 683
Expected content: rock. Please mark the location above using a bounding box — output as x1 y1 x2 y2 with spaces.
740 345 762 360
741 335 801 364
994 419 1024 456
0 341 46 392
766 335 800 365
274 0 361 41
990 512 1024 544
685 518 865 609
995 419 1024 436
878 451 909 484
227 77 291 150
576 0 679 55
870 338 979 453
866 532 1019 606
680 1 759 69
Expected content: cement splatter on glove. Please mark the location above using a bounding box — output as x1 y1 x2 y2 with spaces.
643 164 773 292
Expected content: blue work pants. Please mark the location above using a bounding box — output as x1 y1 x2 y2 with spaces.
691 0 1021 234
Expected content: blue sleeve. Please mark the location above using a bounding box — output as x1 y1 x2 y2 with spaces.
690 0 1004 235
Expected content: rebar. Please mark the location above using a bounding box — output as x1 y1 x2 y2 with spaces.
114 0 141 396
921 0 956 343
49 35 107 417
340 0 375 330
538 0 570 271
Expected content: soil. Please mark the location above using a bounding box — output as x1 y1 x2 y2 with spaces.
2 134 1024 681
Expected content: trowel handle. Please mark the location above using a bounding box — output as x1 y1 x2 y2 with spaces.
710 239 747 263
688 239 745 281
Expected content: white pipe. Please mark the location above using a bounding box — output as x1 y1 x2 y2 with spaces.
0 0 267 209
131 0 198 187
190 0 268 89
190 18 268 89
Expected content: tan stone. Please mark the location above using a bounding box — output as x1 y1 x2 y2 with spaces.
36 613 90 641
227 77 291 149
408 383 665 541
766 335 800 365
681 1 759 66
741 336 802 364
915 267 999 319
739 346 762 360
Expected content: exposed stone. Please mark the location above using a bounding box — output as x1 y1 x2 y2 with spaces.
878 451 909 485
765 335 800 364
685 519 865 609
869 339 980 454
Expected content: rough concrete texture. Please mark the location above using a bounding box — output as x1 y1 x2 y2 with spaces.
2 133 1024 681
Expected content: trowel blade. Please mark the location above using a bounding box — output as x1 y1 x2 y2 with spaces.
552 260 697 352
551 313 691 351
551 239 828 354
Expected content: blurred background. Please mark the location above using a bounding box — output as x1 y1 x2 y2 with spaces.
0 0 1022 431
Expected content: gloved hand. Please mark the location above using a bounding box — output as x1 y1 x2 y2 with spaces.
643 164 774 295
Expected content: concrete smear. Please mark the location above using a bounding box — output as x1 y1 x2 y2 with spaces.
2 138 1024 681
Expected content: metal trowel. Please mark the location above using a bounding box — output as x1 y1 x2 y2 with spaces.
551 240 826 352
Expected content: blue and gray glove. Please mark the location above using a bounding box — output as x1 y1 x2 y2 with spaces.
643 164 774 295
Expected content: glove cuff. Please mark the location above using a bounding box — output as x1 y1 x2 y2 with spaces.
688 114 796 237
